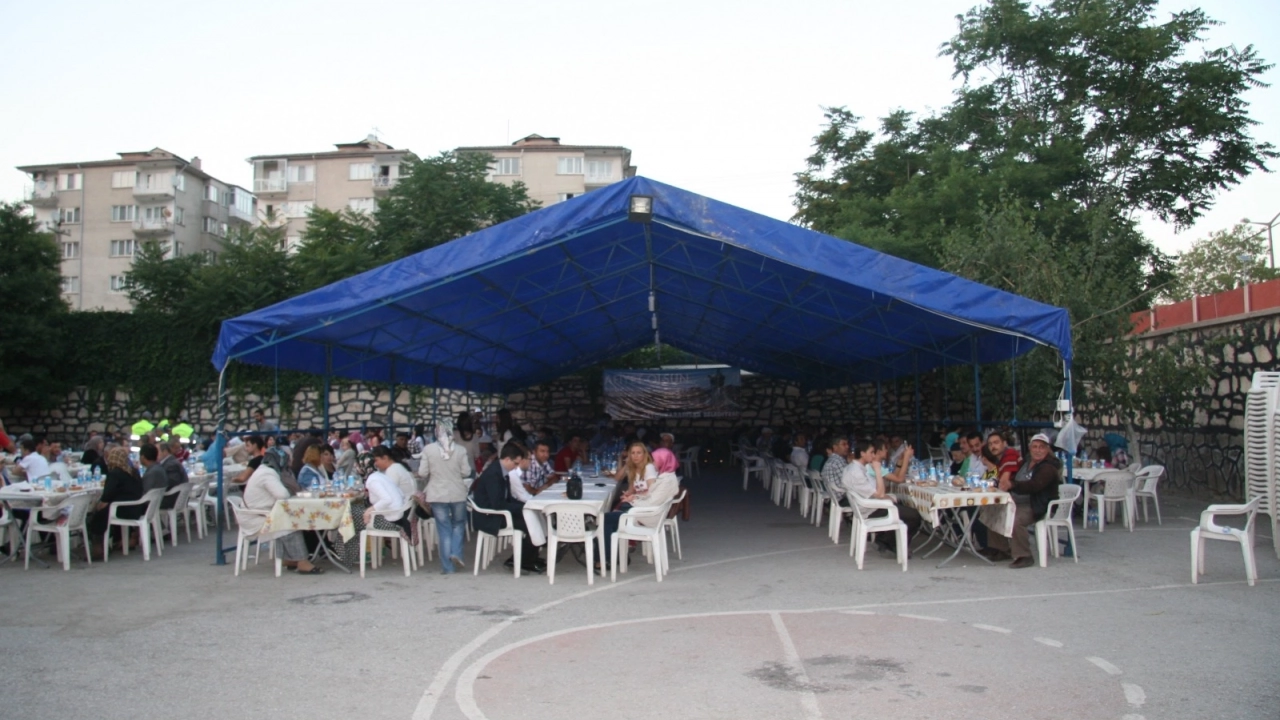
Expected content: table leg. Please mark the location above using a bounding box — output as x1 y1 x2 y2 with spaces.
934 507 992 568
311 531 352 573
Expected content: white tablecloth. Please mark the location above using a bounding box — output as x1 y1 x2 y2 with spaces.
893 483 1015 537
523 478 618 546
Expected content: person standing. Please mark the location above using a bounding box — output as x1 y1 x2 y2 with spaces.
417 420 473 574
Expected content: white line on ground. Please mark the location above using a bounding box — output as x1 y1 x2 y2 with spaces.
1122 715 1147 720
1034 637 1064 648
839 610 876 615
1087 656 1123 675
972 624 1012 634
769 612 824 720
898 613 947 622
1123 683 1146 707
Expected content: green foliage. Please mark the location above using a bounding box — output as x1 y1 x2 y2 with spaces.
1168 224 1280 300
793 0 1272 425
0 202 67 408
294 208 379 291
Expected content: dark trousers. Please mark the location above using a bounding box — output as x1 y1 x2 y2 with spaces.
601 502 634 567
504 501 539 567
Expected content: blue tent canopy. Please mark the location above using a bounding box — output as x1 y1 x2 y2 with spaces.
211 177 1072 393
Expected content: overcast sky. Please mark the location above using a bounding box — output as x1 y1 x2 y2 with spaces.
2 0 1276 256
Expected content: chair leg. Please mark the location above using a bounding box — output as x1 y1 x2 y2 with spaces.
897 526 908 572
1066 523 1079 562
1036 522 1048 567
81 529 92 565
140 525 151 561
547 537 558 585
401 539 412 577
654 538 664 582
1153 493 1161 525
234 538 243 576
1190 529 1200 583
672 520 682 560
359 531 368 578
1241 539 1257 587
610 535 619 583
473 534 484 576
585 535 594 587
23 524 34 570
512 533 522 579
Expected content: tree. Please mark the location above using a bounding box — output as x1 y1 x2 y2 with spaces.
293 207 380 292
1168 224 1280 300
375 151 539 257
0 202 67 408
793 0 1274 422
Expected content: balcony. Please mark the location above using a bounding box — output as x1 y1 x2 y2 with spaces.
132 217 173 235
26 182 58 207
229 202 254 224
254 177 288 195
133 179 175 201
584 172 617 187
372 175 399 194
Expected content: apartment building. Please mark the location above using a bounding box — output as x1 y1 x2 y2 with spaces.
18 148 254 311
247 135 409 251
455 134 636 208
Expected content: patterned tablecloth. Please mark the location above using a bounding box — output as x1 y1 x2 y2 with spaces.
894 483 1016 537
261 497 356 542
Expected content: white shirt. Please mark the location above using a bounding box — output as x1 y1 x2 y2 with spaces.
840 459 876 499
384 462 418 500
365 471 407 522
19 452 51 481
790 446 809 469
508 466 533 502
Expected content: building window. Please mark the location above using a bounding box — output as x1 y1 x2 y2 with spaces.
585 159 613 182
58 207 81 224
62 242 80 259
203 249 217 263
61 276 79 294
110 239 136 257
557 193 578 202
171 241 184 258
142 206 169 221
494 157 521 176
206 184 220 202
286 201 314 218
173 174 185 192
111 171 136 189
557 157 583 175
174 207 184 225
288 164 315 183
111 205 137 222
348 197 375 214
58 173 83 191
203 217 218 234
349 163 373 180
220 222 229 237
109 275 128 293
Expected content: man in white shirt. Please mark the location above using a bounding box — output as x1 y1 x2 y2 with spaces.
18 437 51 481
790 433 810 469
841 438 920 555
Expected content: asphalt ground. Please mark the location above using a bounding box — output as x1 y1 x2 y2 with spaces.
2 463 1277 720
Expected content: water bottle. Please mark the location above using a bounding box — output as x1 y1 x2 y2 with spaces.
43 475 53 492
92 467 102 485
1087 508 1098 528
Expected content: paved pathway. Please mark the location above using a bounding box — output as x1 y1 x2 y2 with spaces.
2 465 1277 719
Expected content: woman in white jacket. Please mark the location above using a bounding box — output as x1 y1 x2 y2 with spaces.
243 450 323 574
599 447 680 572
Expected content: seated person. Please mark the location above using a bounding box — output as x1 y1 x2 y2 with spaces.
158 440 189 509
319 445 337 478
857 439 924 553
362 465 412 539
297 445 327 489
471 442 544 573
612 441 656 494
790 433 810 469
80 436 108 475
986 431 1022 487
554 433 587 472
982 433 1062 569
242 448 322 574
525 440 555 492
139 444 168 496
374 446 427 522
89 446 144 557
821 436 851 491
600 447 681 572
17 437 51 482
948 442 967 476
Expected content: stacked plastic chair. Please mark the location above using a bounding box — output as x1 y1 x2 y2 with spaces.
1244 371 1280 559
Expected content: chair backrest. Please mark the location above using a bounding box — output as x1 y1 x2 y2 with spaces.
188 483 207 504
62 492 96 529
1097 470 1135 498
543 503 597 540
1134 465 1165 493
227 501 269 535
466 496 512 528
226 494 245 509
48 462 74 485
846 491 885 522
167 482 193 509
1046 484 1081 522
139 488 166 521
666 489 688 519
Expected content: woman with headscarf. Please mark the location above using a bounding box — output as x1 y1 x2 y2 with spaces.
417 419 473 574
334 437 357 478
80 436 108 475
89 445 145 557
243 447 323 573
598 447 681 573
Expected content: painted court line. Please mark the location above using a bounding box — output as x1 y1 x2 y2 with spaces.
1034 637 1064 648
972 623 1012 634
770 612 824 720
1087 656 1123 675
1122 683 1146 707
898 613 946 622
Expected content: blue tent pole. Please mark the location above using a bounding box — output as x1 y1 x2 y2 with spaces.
213 365 229 566
388 382 396 440
876 381 883 432
972 338 983 433
322 347 331 436
913 354 922 453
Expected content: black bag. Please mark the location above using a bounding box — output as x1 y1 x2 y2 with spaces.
566 473 583 500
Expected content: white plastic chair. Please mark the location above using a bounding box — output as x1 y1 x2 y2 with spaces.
25 492 96 571
543 503 604 585
1133 465 1165 524
47 462 75 485
360 502 417 578
847 492 908 571
827 478 854 544
468 497 524 578
742 455 767 491
161 483 195 546
611 498 674 583
663 489 688 561
1086 470 1136 532
103 488 165 562
678 445 701 479
1035 484 1081 567
187 483 208 539
1191 497 1260 586
807 470 829 527
0 503 19 565
774 461 801 508
226 501 272 576
415 515 437 567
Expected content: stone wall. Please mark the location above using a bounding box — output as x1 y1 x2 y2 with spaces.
5 310 1274 500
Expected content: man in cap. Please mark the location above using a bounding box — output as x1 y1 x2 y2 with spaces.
982 433 1062 568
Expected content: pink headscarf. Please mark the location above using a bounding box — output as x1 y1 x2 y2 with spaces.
651 448 678 475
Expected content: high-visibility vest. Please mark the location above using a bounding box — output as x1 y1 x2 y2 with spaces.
173 423 194 443
130 418 155 439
